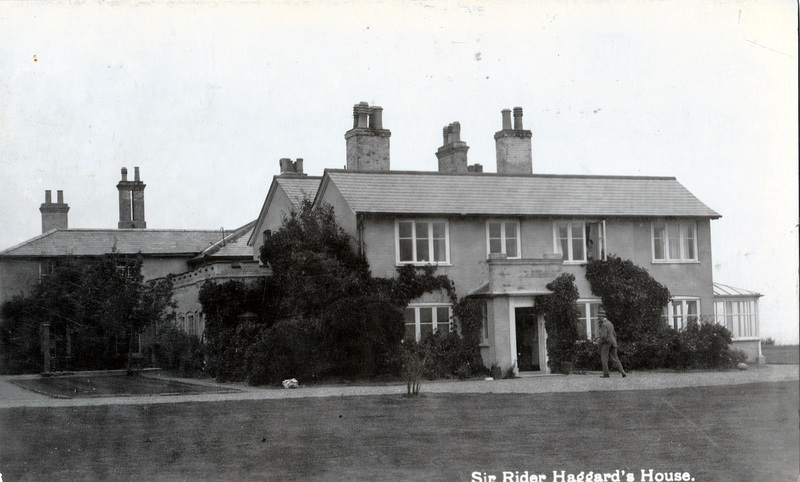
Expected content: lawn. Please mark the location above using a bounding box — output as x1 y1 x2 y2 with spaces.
11 374 238 398
0 381 796 481
762 344 799 364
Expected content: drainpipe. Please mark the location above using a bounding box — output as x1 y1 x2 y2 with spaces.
357 213 365 257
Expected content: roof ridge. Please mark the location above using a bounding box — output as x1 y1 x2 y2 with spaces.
323 168 677 181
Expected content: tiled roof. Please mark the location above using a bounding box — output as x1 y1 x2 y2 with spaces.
713 282 763 298
275 176 322 208
321 170 721 218
0 229 229 257
195 221 256 259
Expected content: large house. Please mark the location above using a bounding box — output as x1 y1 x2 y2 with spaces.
251 102 762 372
0 168 263 366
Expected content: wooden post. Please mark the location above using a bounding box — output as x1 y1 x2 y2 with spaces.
41 322 51 373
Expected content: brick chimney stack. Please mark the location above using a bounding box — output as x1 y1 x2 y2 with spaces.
117 167 146 229
345 102 391 171
40 190 69 233
436 122 470 173
495 107 533 174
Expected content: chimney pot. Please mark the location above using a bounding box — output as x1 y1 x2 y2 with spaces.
45 190 52 204
501 109 512 131
121 167 128 182
279 158 292 173
370 106 383 130
134 167 140 182
57 190 64 204
356 102 370 128
295 158 304 174
513 107 523 130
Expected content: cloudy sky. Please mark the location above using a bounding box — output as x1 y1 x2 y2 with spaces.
1 0 797 343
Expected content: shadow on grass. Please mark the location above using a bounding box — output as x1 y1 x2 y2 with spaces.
11 373 240 398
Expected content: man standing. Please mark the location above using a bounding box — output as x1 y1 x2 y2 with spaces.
597 307 627 378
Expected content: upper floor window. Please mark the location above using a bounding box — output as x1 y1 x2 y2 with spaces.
652 221 697 262
553 221 605 263
404 305 452 341
396 220 450 265
487 220 520 258
662 297 700 330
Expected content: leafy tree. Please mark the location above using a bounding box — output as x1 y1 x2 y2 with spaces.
200 199 468 385
0 254 174 373
584 255 671 342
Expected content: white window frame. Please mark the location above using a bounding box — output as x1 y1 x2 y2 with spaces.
714 299 759 338
395 219 450 265
576 299 603 339
651 220 698 263
662 297 700 330
486 220 521 258
404 304 452 341
553 220 606 264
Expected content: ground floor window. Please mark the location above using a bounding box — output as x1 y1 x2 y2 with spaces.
662 297 700 330
404 305 451 341
714 299 758 338
577 299 602 339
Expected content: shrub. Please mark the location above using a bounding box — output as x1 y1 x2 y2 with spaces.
413 330 484 380
320 297 405 378
152 322 204 376
246 317 323 386
541 273 581 371
585 256 671 342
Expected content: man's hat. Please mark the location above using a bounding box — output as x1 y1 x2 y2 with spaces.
597 307 607 319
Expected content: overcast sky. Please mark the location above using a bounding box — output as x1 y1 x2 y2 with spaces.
1 0 797 343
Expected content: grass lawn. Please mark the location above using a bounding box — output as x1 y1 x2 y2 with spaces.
0 381 796 481
11 374 238 398
762 344 799 364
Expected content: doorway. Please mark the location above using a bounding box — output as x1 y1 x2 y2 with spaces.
515 307 540 372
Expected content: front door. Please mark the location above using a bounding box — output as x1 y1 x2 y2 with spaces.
515 307 540 371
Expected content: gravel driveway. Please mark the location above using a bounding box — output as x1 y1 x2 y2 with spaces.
0 364 796 409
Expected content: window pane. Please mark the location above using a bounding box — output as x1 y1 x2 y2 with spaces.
687 301 698 324
489 238 502 254
683 224 696 260
489 222 501 239
432 238 446 262
398 221 413 238
416 222 430 262
668 224 681 260
420 307 434 337
653 223 666 260
432 222 446 262
436 307 450 334
399 239 413 262
398 222 414 262
577 303 588 337
505 238 517 257
404 308 416 340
